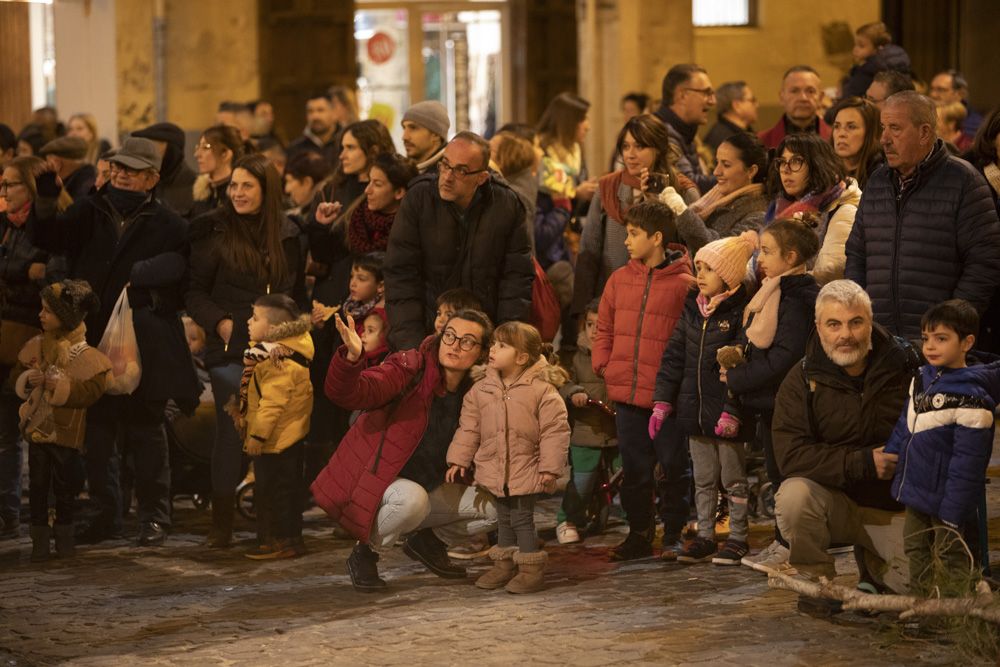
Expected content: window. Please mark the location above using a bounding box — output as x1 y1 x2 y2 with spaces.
693 0 754 27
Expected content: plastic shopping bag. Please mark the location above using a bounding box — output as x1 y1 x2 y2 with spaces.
97 288 142 395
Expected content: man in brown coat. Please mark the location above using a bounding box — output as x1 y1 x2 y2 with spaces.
771 280 915 600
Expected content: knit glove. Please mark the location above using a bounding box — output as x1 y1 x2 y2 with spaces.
657 186 688 216
714 411 741 438
648 401 673 439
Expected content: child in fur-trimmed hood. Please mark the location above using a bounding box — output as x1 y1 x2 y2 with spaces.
13 279 111 562
241 294 314 561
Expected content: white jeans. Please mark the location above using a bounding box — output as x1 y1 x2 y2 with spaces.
369 480 497 550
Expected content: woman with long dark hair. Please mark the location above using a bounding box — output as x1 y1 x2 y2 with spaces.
765 133 862 285
572 114 697 317
186 153 305 549
829 97 883 189
189 125 245 219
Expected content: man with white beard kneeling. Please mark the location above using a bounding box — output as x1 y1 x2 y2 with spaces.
771 280 918 610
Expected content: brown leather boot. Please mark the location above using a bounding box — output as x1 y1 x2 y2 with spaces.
475 546 518 589
505 550 548 594
205 494 235 548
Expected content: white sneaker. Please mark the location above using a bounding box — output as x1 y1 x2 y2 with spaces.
556 521 581 545
740 540 790 573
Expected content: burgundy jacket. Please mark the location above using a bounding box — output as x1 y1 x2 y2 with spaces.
758 115 832 151
311 335 443 542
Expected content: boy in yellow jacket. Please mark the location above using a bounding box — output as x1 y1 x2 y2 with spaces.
240 294 314 560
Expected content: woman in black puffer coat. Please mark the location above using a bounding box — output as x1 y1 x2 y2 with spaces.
186 154 305 548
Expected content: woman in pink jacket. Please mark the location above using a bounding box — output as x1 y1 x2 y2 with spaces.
446 322 571 594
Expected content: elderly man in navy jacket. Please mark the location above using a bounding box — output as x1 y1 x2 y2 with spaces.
845 91 1000 342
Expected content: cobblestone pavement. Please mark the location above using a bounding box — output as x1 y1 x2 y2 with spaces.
1 477 997 666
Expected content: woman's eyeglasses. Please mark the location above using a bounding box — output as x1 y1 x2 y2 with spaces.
0 181 24 194
441 330 481 351
773 156 807 173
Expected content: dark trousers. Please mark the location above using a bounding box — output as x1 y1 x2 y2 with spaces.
29 443 79 526
85 394 171 530
208 363 245 494
254 441 305 544
496 494 538 553
616 402 691 539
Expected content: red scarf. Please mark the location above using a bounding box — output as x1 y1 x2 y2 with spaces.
348 201 396 253
598 170 642 225
6 201 31 227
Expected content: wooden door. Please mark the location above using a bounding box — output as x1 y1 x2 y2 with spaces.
510 0 578 124
0 2 33 131
258 0 356 142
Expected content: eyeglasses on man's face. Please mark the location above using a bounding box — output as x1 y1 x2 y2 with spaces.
439 159 486 179
441 329 481 351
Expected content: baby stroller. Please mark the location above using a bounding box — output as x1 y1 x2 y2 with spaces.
165 398 215 512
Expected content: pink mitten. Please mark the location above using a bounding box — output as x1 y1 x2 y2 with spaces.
648 402 673 439
714 411 741 438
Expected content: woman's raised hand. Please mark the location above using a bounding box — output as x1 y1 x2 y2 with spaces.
315 201 343 226
333 312 363 362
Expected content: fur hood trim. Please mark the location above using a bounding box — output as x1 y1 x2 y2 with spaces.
261 314 312 343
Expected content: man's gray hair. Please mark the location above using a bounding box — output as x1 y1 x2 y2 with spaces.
815 280 873 321
884 90 937 130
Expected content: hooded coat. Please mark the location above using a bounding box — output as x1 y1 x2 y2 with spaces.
591 247 696 408
447 359 570 497
244 316 314 454
885 360 1000 525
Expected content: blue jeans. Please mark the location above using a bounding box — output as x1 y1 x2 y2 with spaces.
615 402 691 539
209 363 245 494
0 389 23 523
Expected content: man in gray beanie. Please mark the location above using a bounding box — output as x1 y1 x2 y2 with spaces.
401 100 450 173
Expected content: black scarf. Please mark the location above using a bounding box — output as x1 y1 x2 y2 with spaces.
104 185 149 217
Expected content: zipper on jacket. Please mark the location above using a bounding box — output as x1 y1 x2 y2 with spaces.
502 386 511 497
628 268 654 404
895 371 938 501
696 317 708 433
890 190 903 335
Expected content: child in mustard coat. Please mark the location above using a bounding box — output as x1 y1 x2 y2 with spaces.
240 294 314 560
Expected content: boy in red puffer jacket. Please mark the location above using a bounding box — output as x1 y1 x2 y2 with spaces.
592 200 695 562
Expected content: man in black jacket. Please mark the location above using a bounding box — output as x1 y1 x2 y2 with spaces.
384 132 533 351
772 281 911 597
32 137 199 546
654 63 716 193
845 91 1000 343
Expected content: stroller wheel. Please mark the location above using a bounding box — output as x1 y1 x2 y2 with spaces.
236 481 256 521
192 494 210 511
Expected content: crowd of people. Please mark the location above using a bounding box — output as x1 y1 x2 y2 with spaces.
2 20 1000 611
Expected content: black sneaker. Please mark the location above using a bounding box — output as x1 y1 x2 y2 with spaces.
712 539 749 566
403 528 467 579
75 522 123 545
677 536 718 563
347 543 387 592
137 521 167 547
610 531 653 561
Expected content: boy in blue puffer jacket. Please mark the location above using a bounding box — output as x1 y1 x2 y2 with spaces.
885 299 1000 595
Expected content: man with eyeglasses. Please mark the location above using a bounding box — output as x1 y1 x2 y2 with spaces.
846 91 1000 343
929 69 984 137
313 309 498 591
654 63 717 193
384 131 533 351
29 136 200 547
759 65 832 151
865 70 914 111
704 81 759 153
